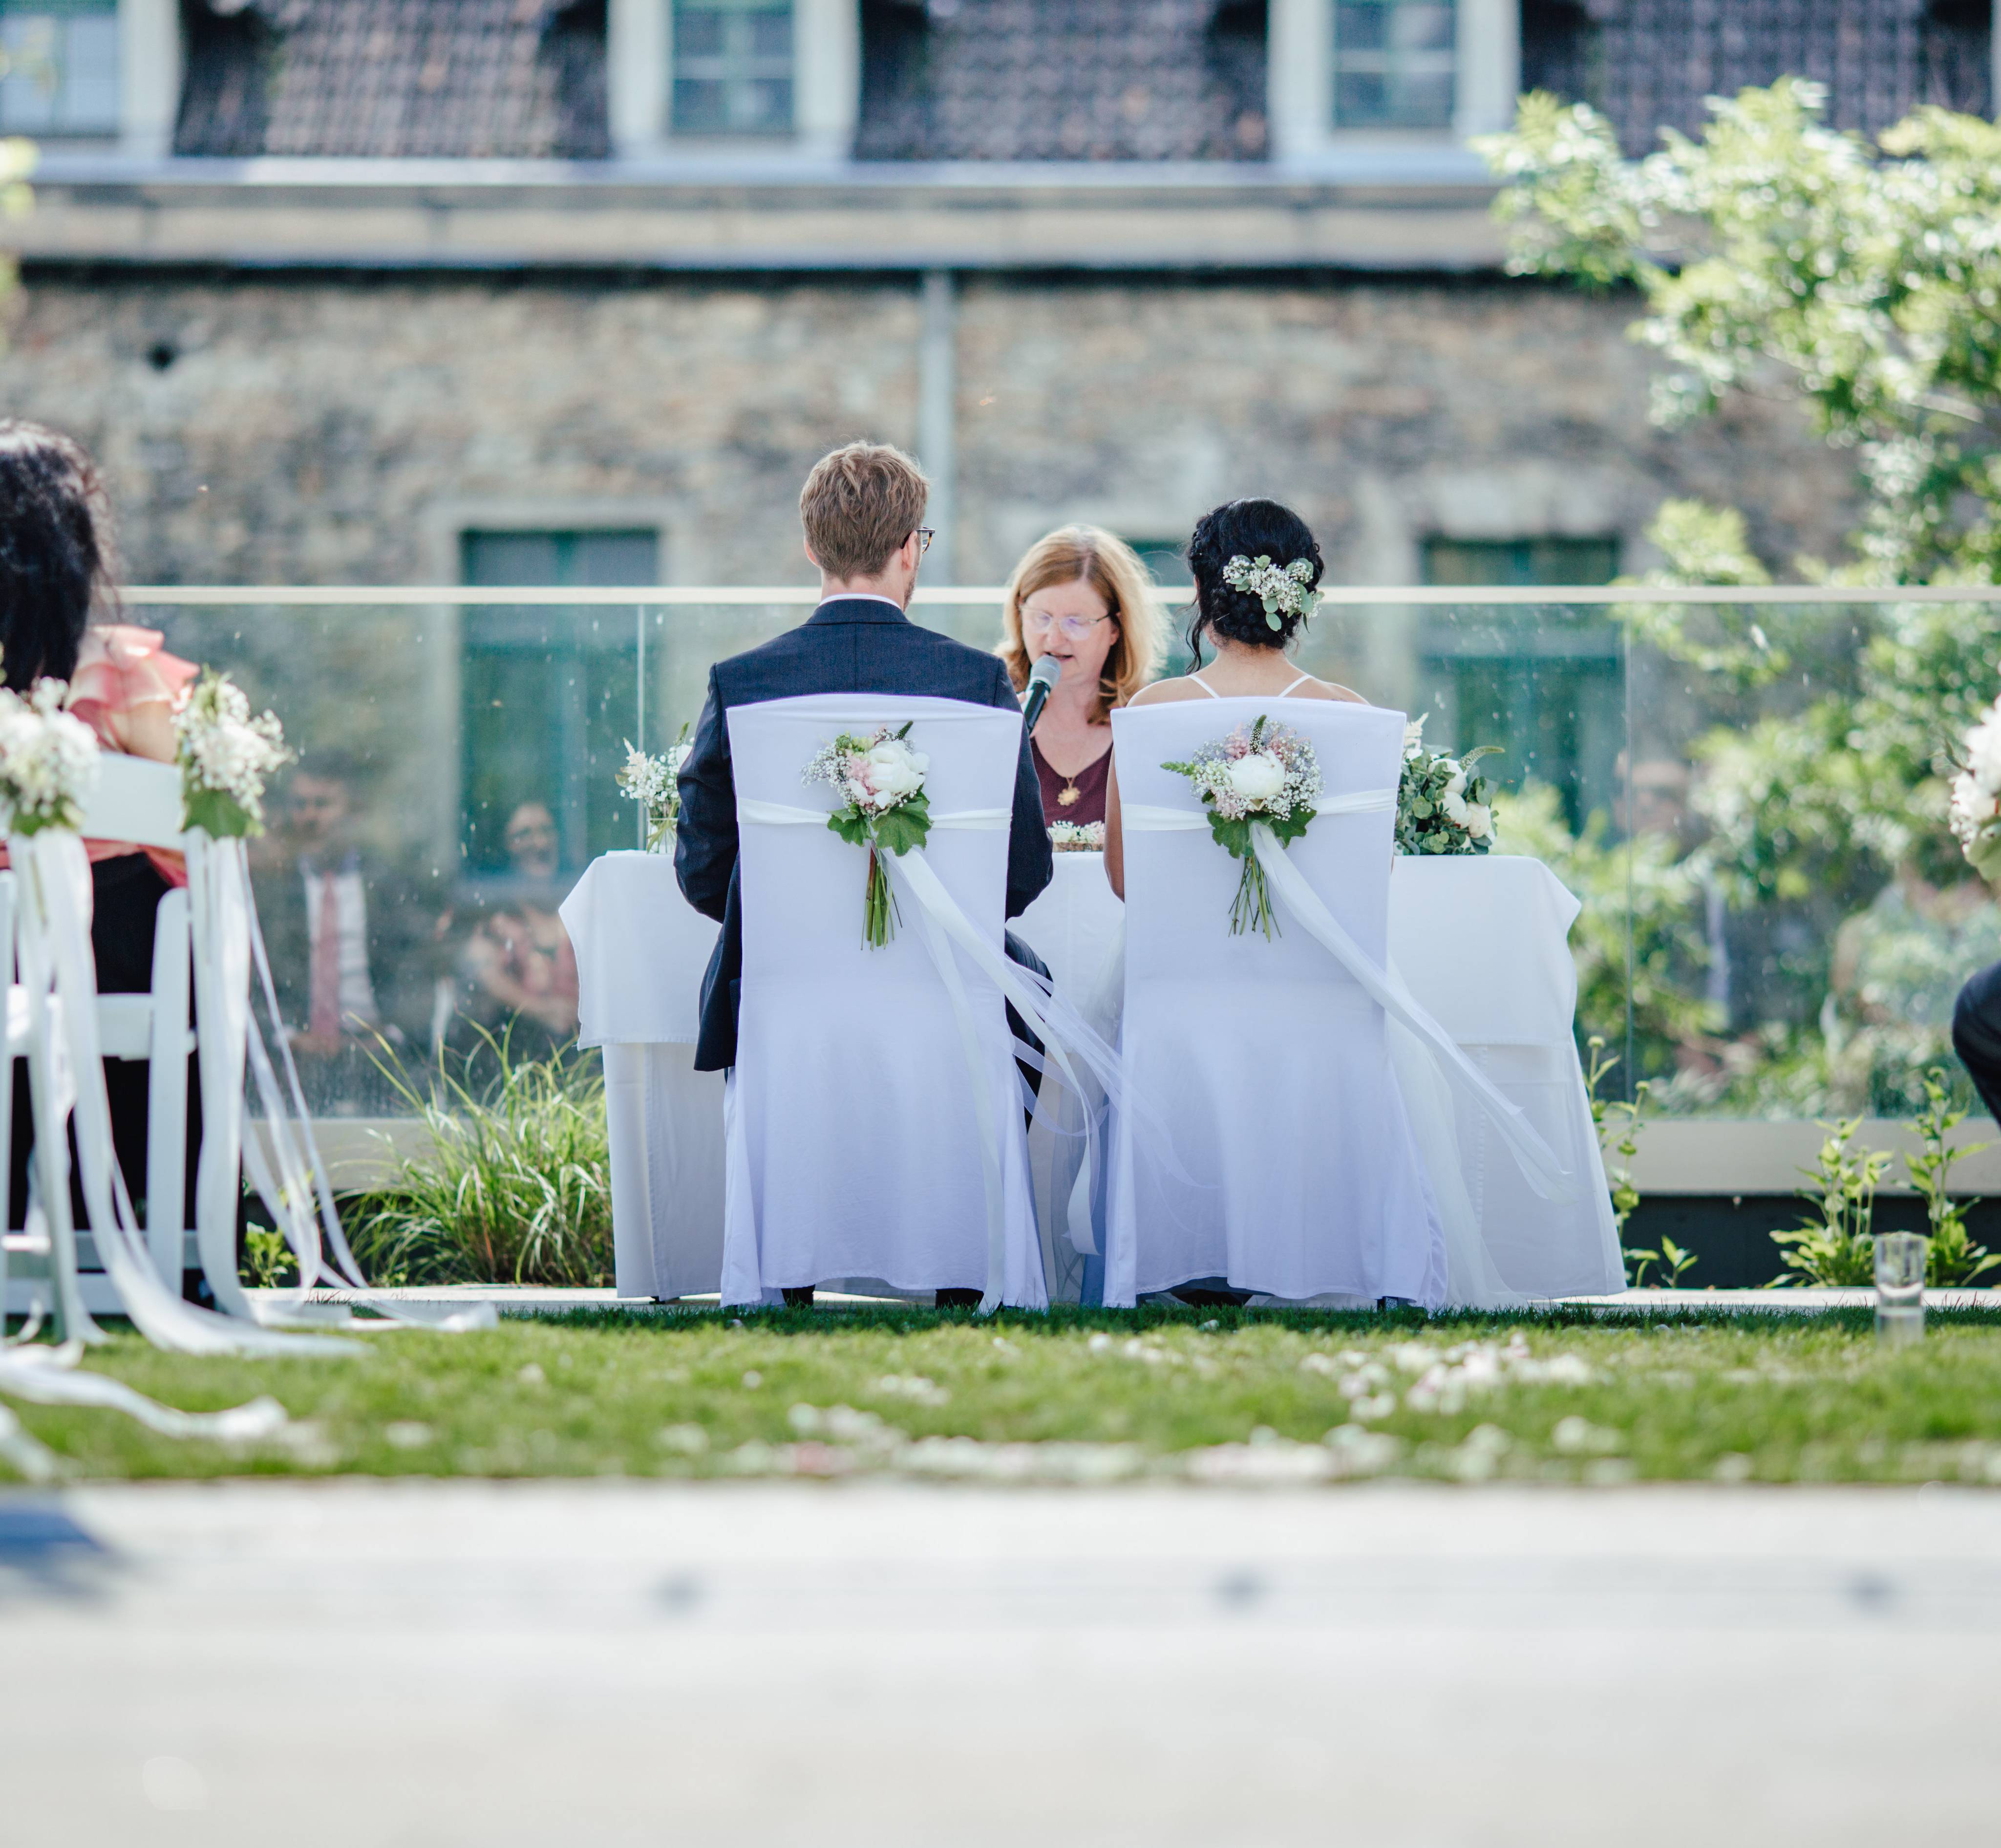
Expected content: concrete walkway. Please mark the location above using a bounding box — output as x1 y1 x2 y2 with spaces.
3 1480 1998 1845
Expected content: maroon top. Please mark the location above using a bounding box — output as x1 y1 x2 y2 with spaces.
1032 736 1112 828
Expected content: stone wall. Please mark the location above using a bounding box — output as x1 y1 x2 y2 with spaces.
0 266 1864 862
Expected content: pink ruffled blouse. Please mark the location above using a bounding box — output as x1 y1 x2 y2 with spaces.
0 624 199 883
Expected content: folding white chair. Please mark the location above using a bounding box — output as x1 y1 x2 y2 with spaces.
1104 697 1446 1307
720 694 1046 1308
1 754 196 1319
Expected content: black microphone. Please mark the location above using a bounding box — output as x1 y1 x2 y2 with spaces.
1021 653 1062 733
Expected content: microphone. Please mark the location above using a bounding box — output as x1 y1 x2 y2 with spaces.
1021 654 1062 733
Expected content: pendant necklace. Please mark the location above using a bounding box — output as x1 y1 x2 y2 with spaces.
1058 778 1080 808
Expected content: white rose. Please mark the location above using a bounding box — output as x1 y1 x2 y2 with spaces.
1464 801 1493 840
1226 751 1287 804
865 741 925 800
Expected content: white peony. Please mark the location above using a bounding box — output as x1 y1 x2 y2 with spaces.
1439 787 1469 826
1463 801 1493 840
1444 766 1466 798
1952 769 1998 831
1227 751 1287 804
865 739 927 802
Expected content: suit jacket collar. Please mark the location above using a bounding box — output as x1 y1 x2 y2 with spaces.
807 595 912 626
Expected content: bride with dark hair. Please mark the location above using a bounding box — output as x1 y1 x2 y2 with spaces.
1104 497 1366 898
0 419 202 1246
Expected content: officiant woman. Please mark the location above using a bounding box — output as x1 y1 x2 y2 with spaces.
998 527 1163 827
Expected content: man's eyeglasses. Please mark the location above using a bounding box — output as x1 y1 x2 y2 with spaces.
1022 606 1113 643
912 527 936 557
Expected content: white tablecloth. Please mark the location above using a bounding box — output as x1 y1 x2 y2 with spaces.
560 852 725 1300
563 845 1622 1303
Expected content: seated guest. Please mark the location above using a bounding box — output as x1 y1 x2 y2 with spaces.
457 799 580 1053
999 526 1163 829
1105 499 1365 900
254 755 442 1110
0 420 199 1239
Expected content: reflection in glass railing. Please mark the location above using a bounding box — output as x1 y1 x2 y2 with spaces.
122 587 2001 1125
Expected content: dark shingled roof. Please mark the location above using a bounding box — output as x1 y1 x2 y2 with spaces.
172 0 1991 165
1524 0 1993 153
856 0 1271 163
177 0 609 158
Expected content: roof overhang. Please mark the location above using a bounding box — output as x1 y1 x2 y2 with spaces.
12 152 1509 275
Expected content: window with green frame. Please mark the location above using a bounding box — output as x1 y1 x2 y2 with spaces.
0 0 118 135
1331 0 1455 131
1418 535 1621 833
459 530 659 882
672 0 794 137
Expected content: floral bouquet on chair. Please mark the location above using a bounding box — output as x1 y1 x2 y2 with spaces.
1163 714 1322 939
173 672 293 838
617 721 692 852
1950 693 2001 881
1049 819 1104 852
1396 716 1498 856
0 677 99 835
805 722 932 948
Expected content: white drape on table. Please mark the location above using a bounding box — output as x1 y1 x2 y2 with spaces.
1102 699 1447 1309
560 853 724 1300
720 695 1046 1309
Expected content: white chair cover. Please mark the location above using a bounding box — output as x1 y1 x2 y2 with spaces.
721 694 1047 1308
1104 697 1447 1308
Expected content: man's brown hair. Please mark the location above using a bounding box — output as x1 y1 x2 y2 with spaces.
799 441 930 581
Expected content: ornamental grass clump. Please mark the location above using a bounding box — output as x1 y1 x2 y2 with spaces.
350 1031 613 1288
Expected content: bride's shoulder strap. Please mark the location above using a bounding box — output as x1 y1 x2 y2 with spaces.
1188 671 1221 698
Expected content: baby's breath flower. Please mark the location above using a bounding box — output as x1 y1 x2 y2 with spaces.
173 671 293 838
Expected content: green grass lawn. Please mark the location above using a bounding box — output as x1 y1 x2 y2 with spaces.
12 1304 2001 1486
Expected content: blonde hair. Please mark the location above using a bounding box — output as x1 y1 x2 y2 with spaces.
999 526 1162 724
799 441 930 580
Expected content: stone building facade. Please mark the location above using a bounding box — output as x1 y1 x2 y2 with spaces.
0 0 1987 891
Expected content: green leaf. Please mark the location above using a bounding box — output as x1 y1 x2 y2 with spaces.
184 786 260 839
1208 815 1254 860
872 796 932 858
826 809 871 850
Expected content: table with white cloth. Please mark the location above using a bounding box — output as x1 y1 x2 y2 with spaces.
1011 850 1622 1301
558 853 725 1300
564 845 1621 1303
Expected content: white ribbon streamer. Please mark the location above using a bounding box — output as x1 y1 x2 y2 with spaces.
11 829 358 1355
188 831 498 1333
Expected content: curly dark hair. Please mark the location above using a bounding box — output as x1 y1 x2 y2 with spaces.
0 420 117 691
1184 498 1324 667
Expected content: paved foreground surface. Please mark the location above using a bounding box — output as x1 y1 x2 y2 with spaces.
2 1482 1998 1846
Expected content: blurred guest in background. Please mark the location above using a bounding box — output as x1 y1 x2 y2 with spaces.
255 754 441 1108
998 526 1162 829
454 798 580 1054
0 419 200 1240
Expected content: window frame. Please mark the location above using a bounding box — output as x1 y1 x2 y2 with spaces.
668 0 797 141
0 0 120 139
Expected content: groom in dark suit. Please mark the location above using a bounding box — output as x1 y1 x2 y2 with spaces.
674 441 1055 1305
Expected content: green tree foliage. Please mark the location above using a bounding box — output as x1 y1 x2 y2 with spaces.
1481 84 2001 1114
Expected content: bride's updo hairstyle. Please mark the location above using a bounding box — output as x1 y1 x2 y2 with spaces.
1185 498 1324 666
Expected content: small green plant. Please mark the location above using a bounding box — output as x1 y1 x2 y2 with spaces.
349 1028 613 1288
1625 1234 1699 1290
1906 1066 2001 1288
1584 1036 1686 1287
1769 1117 1892 1287
239 1225 298 1289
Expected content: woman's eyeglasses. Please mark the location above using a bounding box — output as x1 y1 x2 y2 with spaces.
1022 607 1113 642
